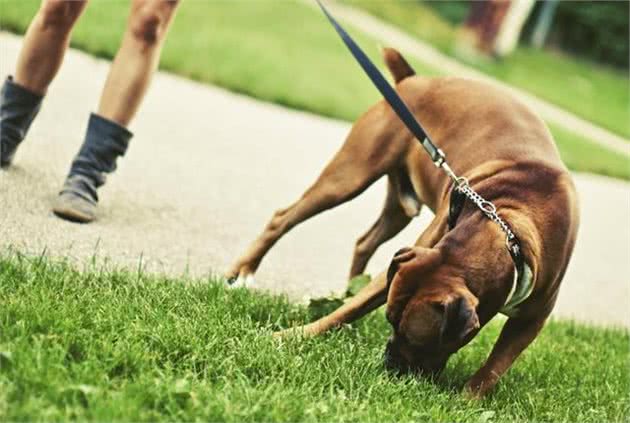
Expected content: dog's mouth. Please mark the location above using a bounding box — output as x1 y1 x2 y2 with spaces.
383 338 408 375
383 337 446 377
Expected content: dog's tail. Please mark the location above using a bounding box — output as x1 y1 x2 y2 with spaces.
382 47 415 83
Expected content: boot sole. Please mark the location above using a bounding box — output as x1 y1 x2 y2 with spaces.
0 156 14 168
52 205 95 224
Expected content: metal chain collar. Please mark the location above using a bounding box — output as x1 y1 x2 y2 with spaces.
441 159 531 314
440 160 520 257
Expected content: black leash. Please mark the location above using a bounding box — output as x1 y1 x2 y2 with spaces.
316 0 447 168
316 0 530 310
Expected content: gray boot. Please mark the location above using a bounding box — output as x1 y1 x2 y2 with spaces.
52 113 132 223
0 76 43 168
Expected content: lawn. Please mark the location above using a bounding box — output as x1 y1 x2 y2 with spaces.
550 123 630 180
1 254 628 421
346 0 630 139
0 0 628 180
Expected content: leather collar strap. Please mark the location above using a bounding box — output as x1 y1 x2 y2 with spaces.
317 0 533 315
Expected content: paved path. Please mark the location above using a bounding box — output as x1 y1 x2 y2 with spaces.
1 33 628 328
311 1 630 156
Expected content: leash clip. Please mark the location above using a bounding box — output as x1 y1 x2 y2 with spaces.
440 160 461 184
432 147 446 168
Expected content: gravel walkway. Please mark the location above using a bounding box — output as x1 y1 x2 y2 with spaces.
1 32 628 328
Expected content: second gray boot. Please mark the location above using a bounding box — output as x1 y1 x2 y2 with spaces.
53 113 132 223
0 76 43 168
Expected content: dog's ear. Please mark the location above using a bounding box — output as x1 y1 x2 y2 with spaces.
386 247 415 289
437 295 480 345
386 246 442 327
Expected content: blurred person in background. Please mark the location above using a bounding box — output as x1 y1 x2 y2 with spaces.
457 0 535 58
0 0 180 223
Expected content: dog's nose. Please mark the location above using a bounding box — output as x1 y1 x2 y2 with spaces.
383 339 394 366
383 338 405 372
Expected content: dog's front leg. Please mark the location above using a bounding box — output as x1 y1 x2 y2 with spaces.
275 271 388 338
465 316 546 398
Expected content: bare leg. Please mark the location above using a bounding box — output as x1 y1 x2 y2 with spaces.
14 0 88 95
276 271 388 338
349 177 416 279
51 0 180 224
465 316 547 397
97 0 180 127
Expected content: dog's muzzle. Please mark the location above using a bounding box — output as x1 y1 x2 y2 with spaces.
383 337 409 374
383 337 447 377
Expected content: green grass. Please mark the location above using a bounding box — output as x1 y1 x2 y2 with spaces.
345 0 630 139
0 0 628 180
551 123 630 180
1 253 628 421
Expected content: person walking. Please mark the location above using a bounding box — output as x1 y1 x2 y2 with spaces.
0 0 180 223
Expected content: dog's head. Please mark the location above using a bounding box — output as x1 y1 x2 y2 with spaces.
383 247 480 376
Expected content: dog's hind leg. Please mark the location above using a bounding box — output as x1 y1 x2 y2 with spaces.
227 153 386 284
227 111 410 285
348 172 420 279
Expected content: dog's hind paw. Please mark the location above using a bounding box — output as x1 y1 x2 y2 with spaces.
227 274 256 289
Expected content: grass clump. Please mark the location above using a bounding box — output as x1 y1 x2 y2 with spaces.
1 253 628 421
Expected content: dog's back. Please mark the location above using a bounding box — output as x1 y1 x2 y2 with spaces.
378 49 568 202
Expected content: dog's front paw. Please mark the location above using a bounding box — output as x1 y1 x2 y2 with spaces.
272 328 296 340
463 385 484 401
464 373 497 399
273 322 322 339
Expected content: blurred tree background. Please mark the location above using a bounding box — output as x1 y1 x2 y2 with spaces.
426 0 629 69
548 1 629 68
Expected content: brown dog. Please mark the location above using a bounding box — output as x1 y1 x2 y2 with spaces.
227 48 579 397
